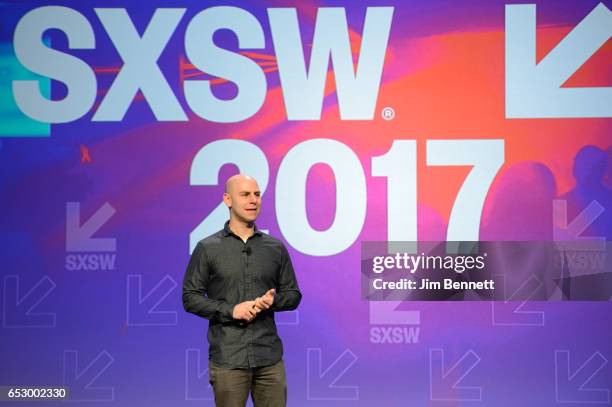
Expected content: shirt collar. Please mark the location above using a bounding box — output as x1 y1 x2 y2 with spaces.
223 220 262 237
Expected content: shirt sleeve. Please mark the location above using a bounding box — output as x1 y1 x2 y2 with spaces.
270 243 302 312
182 242 235 323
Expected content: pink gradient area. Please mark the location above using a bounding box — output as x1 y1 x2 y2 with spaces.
258 25 610 236
373 26 609 225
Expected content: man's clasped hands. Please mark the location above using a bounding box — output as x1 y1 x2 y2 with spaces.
231 288 275 322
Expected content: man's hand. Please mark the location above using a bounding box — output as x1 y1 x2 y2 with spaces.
232 289 275 323
254 289 275 312
232 300 258 322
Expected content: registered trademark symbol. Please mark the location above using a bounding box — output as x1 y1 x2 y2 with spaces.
381 107 395 120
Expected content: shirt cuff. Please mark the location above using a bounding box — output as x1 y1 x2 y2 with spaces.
218 302 235 322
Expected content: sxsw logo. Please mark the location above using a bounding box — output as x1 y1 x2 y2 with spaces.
11 6 393 124
366 244 420 344
6 2 611 128
65 202 117 271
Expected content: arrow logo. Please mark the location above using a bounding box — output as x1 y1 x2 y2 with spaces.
307 348 358 400
66 202 116 252
553 199 606 250
126 274 177 326
430 348 482 401
184 349 213 401
2 275 56 328
492 275 545 326
63 350 114 401
506 3 612 118
555 350 610 403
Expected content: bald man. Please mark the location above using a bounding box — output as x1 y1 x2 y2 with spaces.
183 174 302 407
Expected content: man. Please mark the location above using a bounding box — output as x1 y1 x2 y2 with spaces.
183 174 302 407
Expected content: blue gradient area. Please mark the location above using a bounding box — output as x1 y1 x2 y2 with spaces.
0 41 50 136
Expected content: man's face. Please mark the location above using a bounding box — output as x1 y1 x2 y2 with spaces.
223 177 261 224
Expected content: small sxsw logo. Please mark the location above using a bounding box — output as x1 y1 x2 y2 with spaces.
65 202 117 271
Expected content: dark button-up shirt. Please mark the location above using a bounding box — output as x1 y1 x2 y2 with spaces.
182 221 302 369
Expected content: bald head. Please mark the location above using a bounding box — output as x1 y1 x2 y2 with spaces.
225 174 259 194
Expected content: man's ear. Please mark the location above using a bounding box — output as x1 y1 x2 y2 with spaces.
223 192 232 208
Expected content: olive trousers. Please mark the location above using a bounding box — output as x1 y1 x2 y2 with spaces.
208 359 287 407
